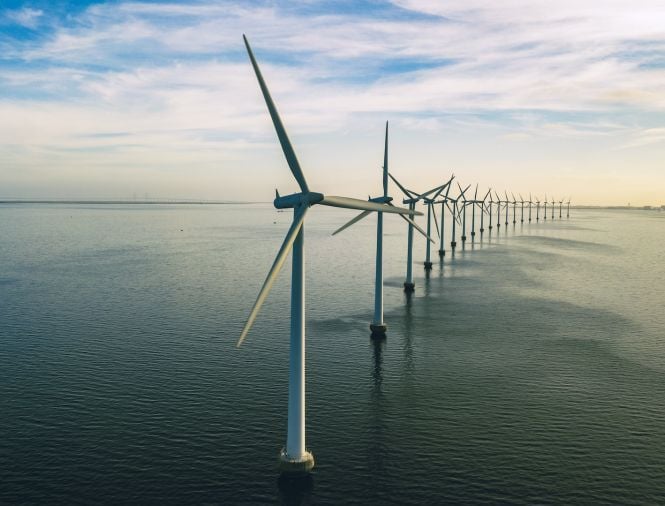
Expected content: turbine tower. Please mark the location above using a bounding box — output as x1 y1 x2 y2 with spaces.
470 184 478 238
237 36 418 473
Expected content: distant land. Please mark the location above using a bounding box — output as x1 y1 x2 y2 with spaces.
0 199 260 205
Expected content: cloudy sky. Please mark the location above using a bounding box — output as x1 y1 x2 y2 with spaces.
1 0 664 204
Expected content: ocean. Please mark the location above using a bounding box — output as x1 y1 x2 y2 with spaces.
1 203 664 504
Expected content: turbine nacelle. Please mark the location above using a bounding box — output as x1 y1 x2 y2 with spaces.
274 191 324 209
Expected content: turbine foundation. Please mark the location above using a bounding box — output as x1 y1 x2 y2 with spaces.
424 261 433 270
471 231 476 237
461 235 467 242
451 241 457 249
279 449 314 475
370 323 387 339
403 281 415 293
438 249 445 258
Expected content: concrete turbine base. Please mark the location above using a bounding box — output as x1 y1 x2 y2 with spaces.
403 281 415 293
370 323 387 339
438 249 445 258
471 231 476 237
279 448 314 474
424 261 433 270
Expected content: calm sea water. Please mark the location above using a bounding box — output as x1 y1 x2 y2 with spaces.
1 204 664 505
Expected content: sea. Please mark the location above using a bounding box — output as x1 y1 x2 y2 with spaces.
1 203 664 505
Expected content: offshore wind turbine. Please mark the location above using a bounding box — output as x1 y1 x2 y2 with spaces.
237 36 418 473
528 193 533 222
479 188 491 233
436 178 455 258
422 177 455 269
495 191 502 229
388 174 436 292
567 197 571 218
544 193 548 221
504 191 510 226
536 196 541 222
559 198 564 219
519 194 525 223
551 196 556 220
511 192 517 225
487 191 494 231
449 185 469 249
459 182 470 243
470 184 478 238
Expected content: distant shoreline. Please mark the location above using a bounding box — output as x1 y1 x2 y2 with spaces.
0 200 265 205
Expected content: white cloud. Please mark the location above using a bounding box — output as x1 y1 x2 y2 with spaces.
4 7 43 29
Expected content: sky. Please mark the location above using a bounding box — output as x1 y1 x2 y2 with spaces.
1 0 664 205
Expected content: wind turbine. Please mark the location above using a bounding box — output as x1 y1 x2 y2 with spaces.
535 196 541 222
495 191 502 229
559 198 564 219
551 196 556 220
544 193 548 221
422 177 455 269
511 192 517 225
436 179 456 258
519 194 525 223
487 191 494 231
566 197 571 218
504 191 510 226
479 188 491 233
449 185 469 249
470 184 478 238
528 193 533 222
388 174 437 292
459 182 472 243
332 122 427 337
237 36 418 473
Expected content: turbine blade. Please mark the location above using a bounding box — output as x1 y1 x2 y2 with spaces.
389 203 435 243
321 196 421 215
388 172 415 199
431 203 441 239
332 210 372 235
237 207 309 347
243 35 309 193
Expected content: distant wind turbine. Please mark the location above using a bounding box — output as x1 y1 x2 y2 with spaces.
480 188 491 233
388 173 436 292
237 36 418 473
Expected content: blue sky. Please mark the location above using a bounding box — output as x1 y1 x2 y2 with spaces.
1 0 664 204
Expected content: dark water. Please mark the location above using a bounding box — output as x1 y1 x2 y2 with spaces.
1 204 664 504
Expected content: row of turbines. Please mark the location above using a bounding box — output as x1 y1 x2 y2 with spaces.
236 36 572 475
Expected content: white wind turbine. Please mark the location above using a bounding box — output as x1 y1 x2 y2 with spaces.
479 188 491 233
422 176 455 269
237 36 418 473
435 179 456 258
388 175 441 290
332 121 426 337
544 193 548 220
470 184 478 238
449 184 470 247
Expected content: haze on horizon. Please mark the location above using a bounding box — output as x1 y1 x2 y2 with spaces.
1 0 664 206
